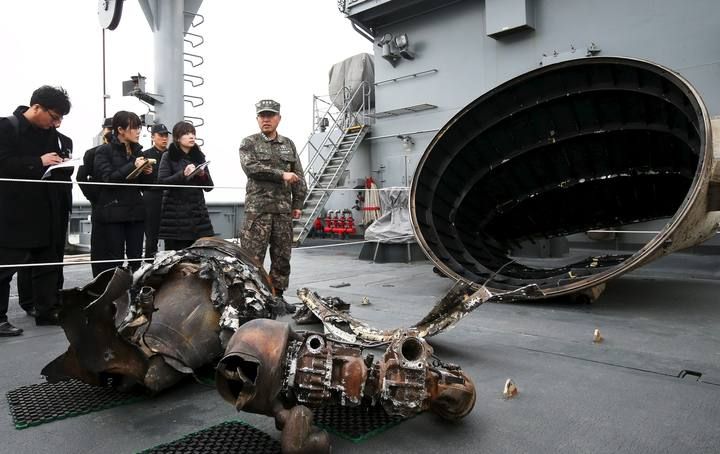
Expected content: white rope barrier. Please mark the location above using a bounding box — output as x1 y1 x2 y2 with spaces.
0 176 232 191
0 177 407 192
1 177 716 270
295 235 411 250
0 257 147 269
3 227 720 269
585 230 663 234
0 235 412 269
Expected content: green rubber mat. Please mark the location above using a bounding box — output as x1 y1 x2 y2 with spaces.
140 405 409 453
6 380 146 429
139 420 280 454
314 404 411 442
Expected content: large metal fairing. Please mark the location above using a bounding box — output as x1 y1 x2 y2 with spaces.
412 57 720 296
42 238 287 392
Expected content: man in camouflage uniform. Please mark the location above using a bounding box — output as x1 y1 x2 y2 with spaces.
239 100 307 298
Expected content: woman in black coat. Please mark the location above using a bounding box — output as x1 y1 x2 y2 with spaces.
92 111 153 275
158 121 214 250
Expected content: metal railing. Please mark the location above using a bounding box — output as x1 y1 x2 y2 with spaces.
298 81 371 189
292 81 372 243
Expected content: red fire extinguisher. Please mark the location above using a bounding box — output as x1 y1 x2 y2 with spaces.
332 211 345 237
324 211 333 235
344 210 356 238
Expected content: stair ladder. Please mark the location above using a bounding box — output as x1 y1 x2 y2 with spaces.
293 82 371 245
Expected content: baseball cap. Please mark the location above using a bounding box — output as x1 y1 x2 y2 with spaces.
150 123 169 135
256 99 280 114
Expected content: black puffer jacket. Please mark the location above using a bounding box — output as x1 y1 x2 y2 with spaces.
157 143 214 240
92 137 146 223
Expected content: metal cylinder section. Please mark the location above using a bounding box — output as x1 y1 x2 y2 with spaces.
411 57 718 295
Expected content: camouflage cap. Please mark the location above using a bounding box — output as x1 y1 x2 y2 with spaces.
256 99 280 115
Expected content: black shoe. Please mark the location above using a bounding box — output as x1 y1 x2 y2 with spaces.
35 312 61 326
24 308 38 318
293 306 320 325
275 290 297 314
0 321 23 336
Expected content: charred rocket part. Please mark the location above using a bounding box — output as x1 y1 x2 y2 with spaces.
42 238 287 392
216 319 476 454
411 56 720 299
294 283 543 346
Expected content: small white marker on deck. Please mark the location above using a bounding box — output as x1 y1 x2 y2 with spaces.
593 328 604 343
503 378 519 399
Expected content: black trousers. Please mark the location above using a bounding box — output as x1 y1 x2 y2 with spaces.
91 221 145 276
17 208 69 312
89 214 104 277
17 260 64 312
16 270 33 312
143 190 163 258
0 245 59 322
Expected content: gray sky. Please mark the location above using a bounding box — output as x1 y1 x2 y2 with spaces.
0 1 372 202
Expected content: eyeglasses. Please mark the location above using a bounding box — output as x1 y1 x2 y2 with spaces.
43 107 63 124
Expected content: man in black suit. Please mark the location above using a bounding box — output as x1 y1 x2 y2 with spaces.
0 86 73 335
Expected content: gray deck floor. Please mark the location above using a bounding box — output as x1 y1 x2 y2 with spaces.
1 243 719 453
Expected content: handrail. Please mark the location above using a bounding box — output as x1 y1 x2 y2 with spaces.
292 80 372 243
293 124 369 244
182 11 205 140
184 52 204 68
298 86 353 161
183 11 205 27
184 94 204 108
184 115 205 127
183 32 204 48
184 73 205 87
301 81 370 183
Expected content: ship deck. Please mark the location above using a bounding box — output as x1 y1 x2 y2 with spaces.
1 241 719 453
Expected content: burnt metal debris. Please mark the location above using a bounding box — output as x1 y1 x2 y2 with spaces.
410 57 720 298
39 238 481 453
42 238 287 392
295 282 544 346
292 295 350 325
216 319 476 454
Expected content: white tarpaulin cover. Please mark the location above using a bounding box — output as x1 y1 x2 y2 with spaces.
328 53 375 111
364 187 415 243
